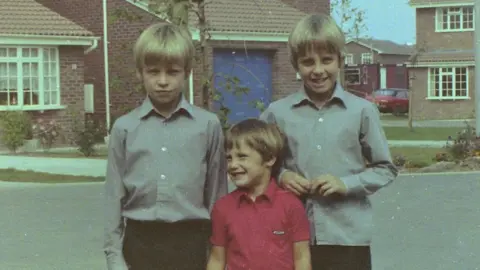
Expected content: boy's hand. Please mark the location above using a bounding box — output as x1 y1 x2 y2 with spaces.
280 171 311 196
310 174 347 196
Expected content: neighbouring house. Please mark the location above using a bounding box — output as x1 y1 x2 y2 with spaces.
407 0 475 120
344 38 414 95
0 0 99 149
35 0 330 130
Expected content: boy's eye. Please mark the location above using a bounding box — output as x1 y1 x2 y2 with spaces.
300 58 315 66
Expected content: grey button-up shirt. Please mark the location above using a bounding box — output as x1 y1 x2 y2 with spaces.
260 84 398 246
103 96 227 269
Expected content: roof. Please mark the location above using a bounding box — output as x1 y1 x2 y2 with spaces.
408 49 474 63
347 38 415 55
0 0 93 37
409 0 474 7
134 0 306 34
194 0 306 34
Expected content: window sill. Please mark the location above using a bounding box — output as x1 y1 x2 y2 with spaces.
425 97 470 101
435 29 474 33
0 105 67 112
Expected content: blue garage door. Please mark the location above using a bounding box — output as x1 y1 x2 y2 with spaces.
213 49 273 124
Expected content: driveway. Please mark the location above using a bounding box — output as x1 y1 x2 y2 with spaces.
1 172 479 270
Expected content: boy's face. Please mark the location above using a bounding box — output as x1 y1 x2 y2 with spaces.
139 63 187 107
226 140 275 190
297 49 340 96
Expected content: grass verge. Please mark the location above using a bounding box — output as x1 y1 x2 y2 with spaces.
1 149 108 159
380 114 408 121
0 168 104 183
390 147 446 167
383 126 460 141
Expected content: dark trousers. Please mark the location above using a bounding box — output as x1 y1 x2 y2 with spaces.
122 218 211 270
311 245 372 270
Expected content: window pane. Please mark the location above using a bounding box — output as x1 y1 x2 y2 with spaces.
50 62 57 75
8 48 16 57
31 48 38 57
43 48 50 61
43 77 50 91
22 48 30 57
0 48 6 57
49 49 57 61
50 91 58 105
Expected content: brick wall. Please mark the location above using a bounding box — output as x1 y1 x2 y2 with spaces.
416 8 474 50
409 67 475 120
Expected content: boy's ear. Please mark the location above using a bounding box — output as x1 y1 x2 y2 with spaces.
265 156 277 168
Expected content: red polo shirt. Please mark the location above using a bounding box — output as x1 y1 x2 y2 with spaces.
210 180 310 270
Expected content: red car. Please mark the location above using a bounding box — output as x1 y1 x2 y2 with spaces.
365 88 409 115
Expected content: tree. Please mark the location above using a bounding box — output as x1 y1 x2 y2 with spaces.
331 0 368 88
406 42 427 131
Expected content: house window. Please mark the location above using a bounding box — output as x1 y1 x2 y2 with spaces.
428 67 468 99
436 6 474 31
361 53 372 64
344 54 354 65
0 47 59 110
344 68 360 85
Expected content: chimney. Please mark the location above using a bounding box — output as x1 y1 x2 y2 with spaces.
281 0 330 14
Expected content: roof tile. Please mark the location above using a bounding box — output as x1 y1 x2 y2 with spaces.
0 0 93 37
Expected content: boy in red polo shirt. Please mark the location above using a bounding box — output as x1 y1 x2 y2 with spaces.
206 118 311 270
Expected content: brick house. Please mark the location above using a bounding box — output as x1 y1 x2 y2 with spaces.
0 0 99 145
344 38 414 95
33 0 329 133
407 0 475 120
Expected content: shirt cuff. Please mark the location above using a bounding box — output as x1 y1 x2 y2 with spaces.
340 174 364 195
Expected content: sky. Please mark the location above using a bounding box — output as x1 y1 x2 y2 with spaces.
331 0 416 45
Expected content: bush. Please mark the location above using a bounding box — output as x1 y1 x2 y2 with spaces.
434 152 450 162
0 111 32 153
392 154 407 167
71 114 103 157
32 118 61 151
404 160 429 169
445 121 480 160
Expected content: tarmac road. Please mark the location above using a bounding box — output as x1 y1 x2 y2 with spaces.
1 172 479 270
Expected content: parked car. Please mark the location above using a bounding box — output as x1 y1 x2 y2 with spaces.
365 88 409 115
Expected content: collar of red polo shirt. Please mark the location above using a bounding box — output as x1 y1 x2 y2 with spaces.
233 179 278 206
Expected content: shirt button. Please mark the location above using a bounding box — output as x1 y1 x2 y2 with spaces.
160 174 166 180
318 118 323 122
316 145 322 150
161 147 167 152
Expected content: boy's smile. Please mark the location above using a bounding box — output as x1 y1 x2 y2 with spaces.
226 141 275 196
297 49 340 102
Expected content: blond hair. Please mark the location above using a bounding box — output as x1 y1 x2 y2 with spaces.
225 119 286 174
288 14 346 70
133 22 194 73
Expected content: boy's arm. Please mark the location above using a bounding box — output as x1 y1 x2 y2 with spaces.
206 246 227 270
207 202 228 270
288 196 312 270
340 102 398 196
103 123 129 270
204 118 228 213
294 241 312 270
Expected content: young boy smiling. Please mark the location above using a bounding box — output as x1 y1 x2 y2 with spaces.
103 22 227 270
260 14 398 270
207 119 311 270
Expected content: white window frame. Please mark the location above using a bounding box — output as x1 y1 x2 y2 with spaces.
344 53 354 65
0 46 61 111
344 68 361 85
361 53 373 64
427 67 469 100
435 6 474 32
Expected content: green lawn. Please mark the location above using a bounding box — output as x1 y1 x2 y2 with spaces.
0 168 104 183
1 149 108 159
380 114 408 121
383 126 461 141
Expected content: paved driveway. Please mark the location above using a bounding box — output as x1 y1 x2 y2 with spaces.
1 172 479 270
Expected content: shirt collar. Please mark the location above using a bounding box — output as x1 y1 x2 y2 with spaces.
235 179 278 206
137 94 194 119
291 82 347 109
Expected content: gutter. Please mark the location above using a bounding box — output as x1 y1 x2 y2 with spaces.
84 38 99 54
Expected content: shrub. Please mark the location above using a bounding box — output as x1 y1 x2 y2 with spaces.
445 121 480 160
71 113 103 157
392 154 407 167
32 118 61 151
0 111 32 153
